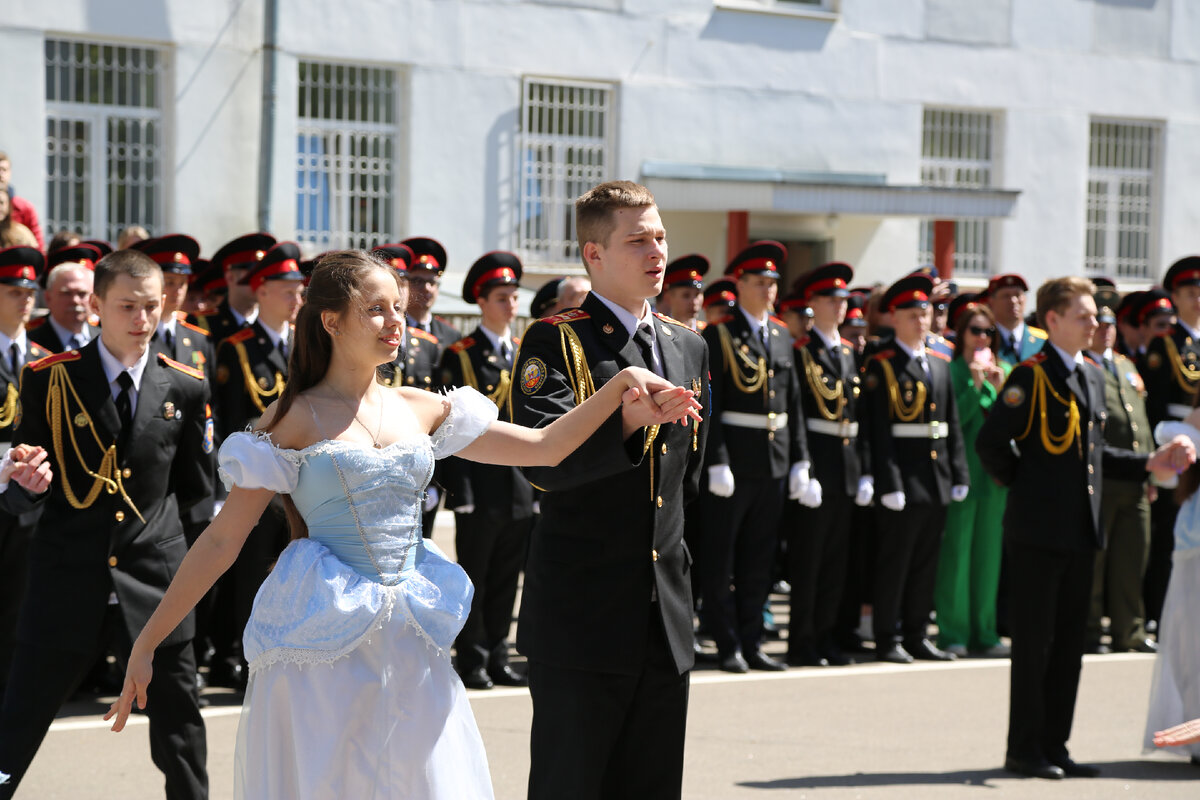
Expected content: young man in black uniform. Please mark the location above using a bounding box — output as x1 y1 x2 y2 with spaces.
439 251 533 689
510 180 709 800
402 236 462 346
701 240 809 674
0 248 213 798
860 273 969 664
977 275 1193 780
199 232 276 345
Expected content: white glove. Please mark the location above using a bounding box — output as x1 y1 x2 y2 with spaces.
708 465 736 498
855 476 874 507
531 500 541 514
798 477 822 508
423 487 440 513
788 461 811 500
950 485 969 503
880 491 906 512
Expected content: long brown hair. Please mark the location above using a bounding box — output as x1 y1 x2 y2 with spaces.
953 303 1000 361
1177 389 1200 504
260 249 398 538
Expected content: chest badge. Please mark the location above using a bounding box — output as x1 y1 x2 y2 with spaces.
602 324 614 335
163 401 175 420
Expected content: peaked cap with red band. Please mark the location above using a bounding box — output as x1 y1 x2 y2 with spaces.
703 278 738 310
777 292 811 316
1132 288 1175 326
239 241 304 291
372 244 415 273
794 261 853 303
531 277 565 319
134 234 200 275
192 260 227 294
402 237 448 274
1163 256 1200 292
0 246 44 290
843 293 868 328
81 239 113 257
664 254 709 291
211 233 277 273
725 240 785 280
462 251 522 304
883 274 934 313
981 273 1029 301
947 292 981 331
47 243 103 272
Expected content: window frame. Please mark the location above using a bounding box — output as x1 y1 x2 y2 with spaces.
1083 117 1162 281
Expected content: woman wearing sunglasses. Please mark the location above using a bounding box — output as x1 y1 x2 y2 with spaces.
934 299 1011 658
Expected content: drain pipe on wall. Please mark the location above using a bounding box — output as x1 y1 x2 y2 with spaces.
257 0 280 232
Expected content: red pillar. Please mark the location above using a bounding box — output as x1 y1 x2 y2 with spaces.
933 219 956 281
726 211 749 265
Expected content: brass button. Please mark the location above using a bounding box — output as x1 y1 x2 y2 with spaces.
930 450 938 460
651 549 659 562
406 377 415 385
108 556 118 567
486 385 494 392
114 510 125 522
1088 485 1094 495
661 443 668 455
1131 423 1138 432
1126 404 1134 413
656 496 663 508
1088 421 1094 431
842 438 850 446
1133 441 1140 450
767 432 775 441
930 403 937 412
122 468 132 479
767 369 775 378
1087 464 1094 474
769 390 776 399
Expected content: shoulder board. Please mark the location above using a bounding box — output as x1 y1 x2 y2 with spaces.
1028 326 1048 339
768 315 786 327
158 353 205 380
869 349 895 362
176 317 210 337
223 328 255 346
1019 352 1049 368
410 327 438 344
928 349 951 362
448 337 476 353
840 337 854 348
1083 355 1099 367
511 336 521 346
542 309 590 326
793 336 811 349
654 312 702 335
29 350 81 371
27 342 51 360
25 316 47 331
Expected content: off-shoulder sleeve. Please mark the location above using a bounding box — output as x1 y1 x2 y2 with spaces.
217 432 301 493
1155 420 1200 450
430 386 499 459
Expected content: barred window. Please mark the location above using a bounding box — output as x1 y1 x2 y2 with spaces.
517 78 614 267
45 39 165 242
1085 120 1159 280
296 61 398 250
918 108 996 276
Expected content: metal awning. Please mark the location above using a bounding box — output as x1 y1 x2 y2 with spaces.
641 161 1021 219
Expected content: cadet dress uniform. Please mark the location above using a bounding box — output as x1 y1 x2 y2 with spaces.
401 236 463 346
0 248 51 694
438 252 533 689
860 275 969 663
977 338 1151 779
1086 291 1156 654
787 262 870 667
510 290 710 800
195 233 277 344
370 244 441 393
701 242 809 672
0 339 214 799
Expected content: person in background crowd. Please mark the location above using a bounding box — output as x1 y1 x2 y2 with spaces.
202 233 274 345
0 191 35 250
46 230 82 257
116 225 149 250
977 275 1193 781
559 275 591 311
1115 290 1147 358
702 278 738 325
838 291 869 353
0 154 43 252
777 290 810 341
185 260 226 322
28 245 100 354
402 236 462 347
1085 287 1157 655
1135 289 1176 347
934 299 1010 659
984 274 1047 366
136 236 215 381
660 254 708 332
371 244 440 393
861 273 968 664
439 251 532 690
531 277 565 319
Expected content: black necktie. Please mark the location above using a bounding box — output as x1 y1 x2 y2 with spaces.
163 327 174 352
8 343 19 377
916 353 930 379
634 324 659 376
499 340 511 367
116 372 134 451
277 338 288 361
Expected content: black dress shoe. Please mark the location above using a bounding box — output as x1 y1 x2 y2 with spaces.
819 643 851 667
1048 757 1100 778
745 650 787 671
719 652 750 674
487 664 528 687
209 659 247 690
905 638 956 661
786 644 828 668
1004 756 1065 780
460 667 494 690
877 643 914 664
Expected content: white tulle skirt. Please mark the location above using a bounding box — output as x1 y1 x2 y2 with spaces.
1143 546 1200 759
232 538 494 799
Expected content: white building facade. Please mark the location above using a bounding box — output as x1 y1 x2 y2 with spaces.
2 0 1199 299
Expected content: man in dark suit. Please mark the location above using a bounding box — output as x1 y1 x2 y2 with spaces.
0 248 213 798
28 244 102 354
197 232 276 345
701 240 808 673
861 273 969 664
440 251 533 690
977 275 1192 780
510 180 709 800
787 262 872 668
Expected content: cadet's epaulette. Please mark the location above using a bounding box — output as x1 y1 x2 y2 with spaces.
928 349 951 362
653 312 702 335
448 337 476 353
1083 354 1099 367
29 350 81 371
174 312 210 337
841 337 854 348
1019 352 1049 368
25 316 47 331
27 342 50 360
1029 326 1048 339
410 327 438 344
768 315 786 327
793 336 811 349
542 309 590 326
222 327 255 347
869 349 895 362
158 352 205 380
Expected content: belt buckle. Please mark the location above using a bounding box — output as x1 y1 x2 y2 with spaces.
767 411 777 432
929 421 941 440
839 419 851 437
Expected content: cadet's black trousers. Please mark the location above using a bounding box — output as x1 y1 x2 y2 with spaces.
788 486 854 649
0 514 33 694
873 502 946 645
453 509 531 673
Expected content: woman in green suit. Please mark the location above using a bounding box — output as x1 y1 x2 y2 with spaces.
936 301 1011 657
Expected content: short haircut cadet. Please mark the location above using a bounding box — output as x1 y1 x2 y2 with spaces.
574 181 656 268
94 249 162 298
1035 276 1095 328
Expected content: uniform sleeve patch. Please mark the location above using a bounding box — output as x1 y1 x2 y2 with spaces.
520 358 548 395
1002 384 1026 408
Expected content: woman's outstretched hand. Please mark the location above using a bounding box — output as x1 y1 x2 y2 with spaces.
1153 718 1200 747
618 367 703 430
103 643 154 732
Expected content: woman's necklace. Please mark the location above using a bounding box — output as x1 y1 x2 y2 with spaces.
326 383 386 448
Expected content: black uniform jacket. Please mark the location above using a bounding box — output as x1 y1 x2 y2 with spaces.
861 344 968 505
6 343 214 651
407 314 461 355
154 311 216 384
976 342 1149 551
191 300 246 348
438 326 533 518
1139 324 1200 427
509 294 710 676
378 326 440 390
213 320 289 441
794 332 868 496
26 317 97 354
702 307 807 480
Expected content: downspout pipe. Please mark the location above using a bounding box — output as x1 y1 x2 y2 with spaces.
257 0 280 232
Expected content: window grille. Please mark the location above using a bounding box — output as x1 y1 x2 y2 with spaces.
517 78 613 267
918 108 996 276
296 61 398 250
1085 120 1159 280
45 39 165 242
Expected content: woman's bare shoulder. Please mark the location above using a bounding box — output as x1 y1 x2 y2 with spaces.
253 395 320 450
395 387 451 434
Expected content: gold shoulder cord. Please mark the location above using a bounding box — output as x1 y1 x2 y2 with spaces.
799 347 845 421
878 359 925 422
1163 336 1200 395
1016 364 1081 456
716 324 767 401
0 383 18 428
458 348 513 413
234 340 284 413
45 364 144 522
